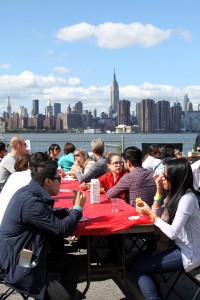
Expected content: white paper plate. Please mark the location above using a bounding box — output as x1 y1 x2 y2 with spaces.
79 217 88 222
128 216 140 220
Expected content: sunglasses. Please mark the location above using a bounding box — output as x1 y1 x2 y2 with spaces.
49 177 61 184
197 149 200 153
54 147 60 151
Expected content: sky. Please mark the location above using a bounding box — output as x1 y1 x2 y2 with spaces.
0 0 200 116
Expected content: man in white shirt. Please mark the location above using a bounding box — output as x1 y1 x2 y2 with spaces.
0 136 26 190
191 159 200 191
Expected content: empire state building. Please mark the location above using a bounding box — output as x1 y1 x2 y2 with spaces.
110 71 119 113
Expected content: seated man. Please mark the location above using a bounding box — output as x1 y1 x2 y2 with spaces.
0 135 27 191
0 159 86 300
76 138 108 183
191 158 200 191
106 146 156 207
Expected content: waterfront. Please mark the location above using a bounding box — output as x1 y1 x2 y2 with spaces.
1 132 198 154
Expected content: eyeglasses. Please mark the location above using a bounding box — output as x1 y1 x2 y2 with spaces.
49 177 61 184
110 161 123 166
54 147 60 151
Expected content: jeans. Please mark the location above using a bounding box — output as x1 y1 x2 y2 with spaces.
130 245 184 300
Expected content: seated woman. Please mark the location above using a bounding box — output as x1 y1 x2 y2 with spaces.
142 144 160 171
130 158 200 300
98 153 126 193
153 144 175 174
70 149 95 181
58 142 76 172
48 143 61 161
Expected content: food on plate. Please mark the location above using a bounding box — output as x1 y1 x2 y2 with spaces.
135 197 144 207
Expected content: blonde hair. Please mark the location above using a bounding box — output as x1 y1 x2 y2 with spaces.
10 136 24 149
91 138 104 155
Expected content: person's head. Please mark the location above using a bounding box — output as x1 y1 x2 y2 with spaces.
159 144 175 159
122 146 143 170
29 152 50 169
0 141 7 159
63 142 76 155
74 149 89 167
107 153 123 175
196 146 200 156
162 158 194 220
48 144 61 159
14 152 31 171
10 136 27 155
148 144 160 158
91 138 104 156
31 160 60 196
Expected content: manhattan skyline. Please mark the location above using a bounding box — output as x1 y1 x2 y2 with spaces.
0 0 200 116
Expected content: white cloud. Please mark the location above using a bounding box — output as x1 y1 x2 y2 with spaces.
55 22 190 49
53 66 70 74
0 64 11 70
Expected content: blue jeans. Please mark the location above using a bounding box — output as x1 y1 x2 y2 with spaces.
130 245 184 300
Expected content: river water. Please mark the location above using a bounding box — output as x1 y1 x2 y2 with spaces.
1 132 198 154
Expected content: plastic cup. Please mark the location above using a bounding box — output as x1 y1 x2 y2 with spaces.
111 198 118 212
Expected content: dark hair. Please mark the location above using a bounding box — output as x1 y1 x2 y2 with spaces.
29 152 50 169
14 153 31 171
148 144 160 156
31 160 58 186
0 141 6 152
195 132 200 149
48 143 60 153
63 142 76 155
159 144 175 159
122 146 142 167
106 153 121 164
164 158 195 222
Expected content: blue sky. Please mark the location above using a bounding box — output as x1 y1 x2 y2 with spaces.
0 0 200 116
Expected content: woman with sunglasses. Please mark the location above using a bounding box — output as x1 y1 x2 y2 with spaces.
70 149 95 180
48 144 61 161
130 158 200 300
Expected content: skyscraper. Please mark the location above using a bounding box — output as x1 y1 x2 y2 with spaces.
118 100 130 125
141 99 156 133
32 99 39 116
7 95 11 116
74 101 83 114
45 100 53 117
54 103 61 117
156 100 170 132
110 70 119 113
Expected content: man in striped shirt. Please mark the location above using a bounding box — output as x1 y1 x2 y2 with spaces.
106 146 156 206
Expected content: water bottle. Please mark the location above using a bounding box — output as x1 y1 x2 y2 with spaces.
90 179 100 204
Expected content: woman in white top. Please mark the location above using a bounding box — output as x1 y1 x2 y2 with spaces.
131 158 200 300
142 144 160 171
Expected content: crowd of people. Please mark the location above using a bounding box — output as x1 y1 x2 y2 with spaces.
0 134 199 299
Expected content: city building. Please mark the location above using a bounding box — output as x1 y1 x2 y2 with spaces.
156 100 170 132
54 103 61 117
32 99 39 116
45 100 53 117
110 70 119 113
118 99 130 125
140 99 156 133
7 95 11 116
73 101 83 114
170 102 182 132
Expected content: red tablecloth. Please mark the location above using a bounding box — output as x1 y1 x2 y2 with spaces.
53 179 153 236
